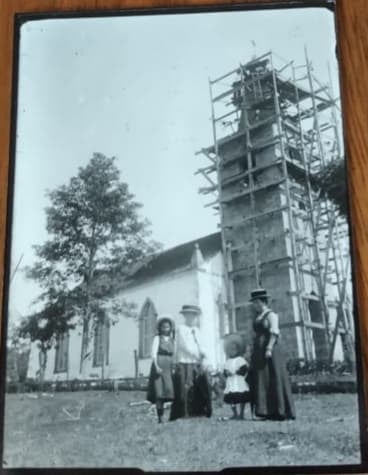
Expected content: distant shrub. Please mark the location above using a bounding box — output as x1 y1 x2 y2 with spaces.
286 358 353 376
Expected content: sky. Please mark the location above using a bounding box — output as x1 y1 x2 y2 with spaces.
8 6 340 319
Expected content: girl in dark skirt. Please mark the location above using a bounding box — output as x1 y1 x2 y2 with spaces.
223 334 250 420
248 288 296 421
147 316 175 423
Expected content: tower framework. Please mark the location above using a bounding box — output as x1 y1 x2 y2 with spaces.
196 51 355 364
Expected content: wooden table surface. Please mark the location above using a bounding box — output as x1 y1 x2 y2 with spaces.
0 0 367 469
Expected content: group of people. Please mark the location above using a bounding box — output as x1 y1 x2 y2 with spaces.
146 288 296 423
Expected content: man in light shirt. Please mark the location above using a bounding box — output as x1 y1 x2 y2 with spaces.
169 305 212 420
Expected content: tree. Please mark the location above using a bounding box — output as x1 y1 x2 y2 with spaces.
314 158 348 217
18 287 75 388
6 321 30 388
18 269 76 386
26 153 161 376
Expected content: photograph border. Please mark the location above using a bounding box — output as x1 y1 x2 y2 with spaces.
0 0 367 474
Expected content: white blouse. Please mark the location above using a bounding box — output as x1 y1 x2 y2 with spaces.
224 356 249 394
151 335 171 359
175 324 204 364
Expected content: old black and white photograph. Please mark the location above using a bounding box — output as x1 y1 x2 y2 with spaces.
0 3 366 471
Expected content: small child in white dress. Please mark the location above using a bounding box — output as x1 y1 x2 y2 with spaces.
223 334 250 420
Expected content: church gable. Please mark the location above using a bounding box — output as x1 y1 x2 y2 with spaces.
124 232 222 287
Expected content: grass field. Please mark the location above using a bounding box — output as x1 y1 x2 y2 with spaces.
2 391 362 470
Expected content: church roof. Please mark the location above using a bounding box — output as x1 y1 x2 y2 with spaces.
124 232 222 285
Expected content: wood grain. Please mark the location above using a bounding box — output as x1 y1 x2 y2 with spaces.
335 0 368 411
0 0 367 465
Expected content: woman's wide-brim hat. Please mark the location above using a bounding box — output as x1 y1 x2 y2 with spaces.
224 333 246 355
156 315 175 330
249 288 271 302
179 304 202 315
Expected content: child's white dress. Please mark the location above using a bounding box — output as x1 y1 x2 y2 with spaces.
223 356 250 404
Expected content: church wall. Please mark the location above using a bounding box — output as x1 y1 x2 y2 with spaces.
196 252 228 371
27 252 225 381
108 267 200 378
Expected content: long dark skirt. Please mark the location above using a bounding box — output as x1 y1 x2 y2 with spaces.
147 354 174 404
249 342 296 420
169 363 212 420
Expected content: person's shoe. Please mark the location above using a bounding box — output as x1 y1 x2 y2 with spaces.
269 415 286 421
253 415 267 421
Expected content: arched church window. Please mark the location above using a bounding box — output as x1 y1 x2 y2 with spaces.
93 318 110 367
138 298 157 358
54 333 69 373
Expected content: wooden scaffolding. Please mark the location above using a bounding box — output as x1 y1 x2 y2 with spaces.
196 51 355 364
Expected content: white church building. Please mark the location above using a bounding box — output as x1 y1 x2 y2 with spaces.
26 228 348 383
27 232 230 381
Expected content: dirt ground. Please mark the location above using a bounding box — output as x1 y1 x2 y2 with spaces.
1 391 362 471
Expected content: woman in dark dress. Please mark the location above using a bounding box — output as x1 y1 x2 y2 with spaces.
248 289 296 421
147 316 175 423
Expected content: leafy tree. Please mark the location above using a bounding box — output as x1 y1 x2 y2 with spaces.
26 153 161 376
6 321 30 387
18 276 76 387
